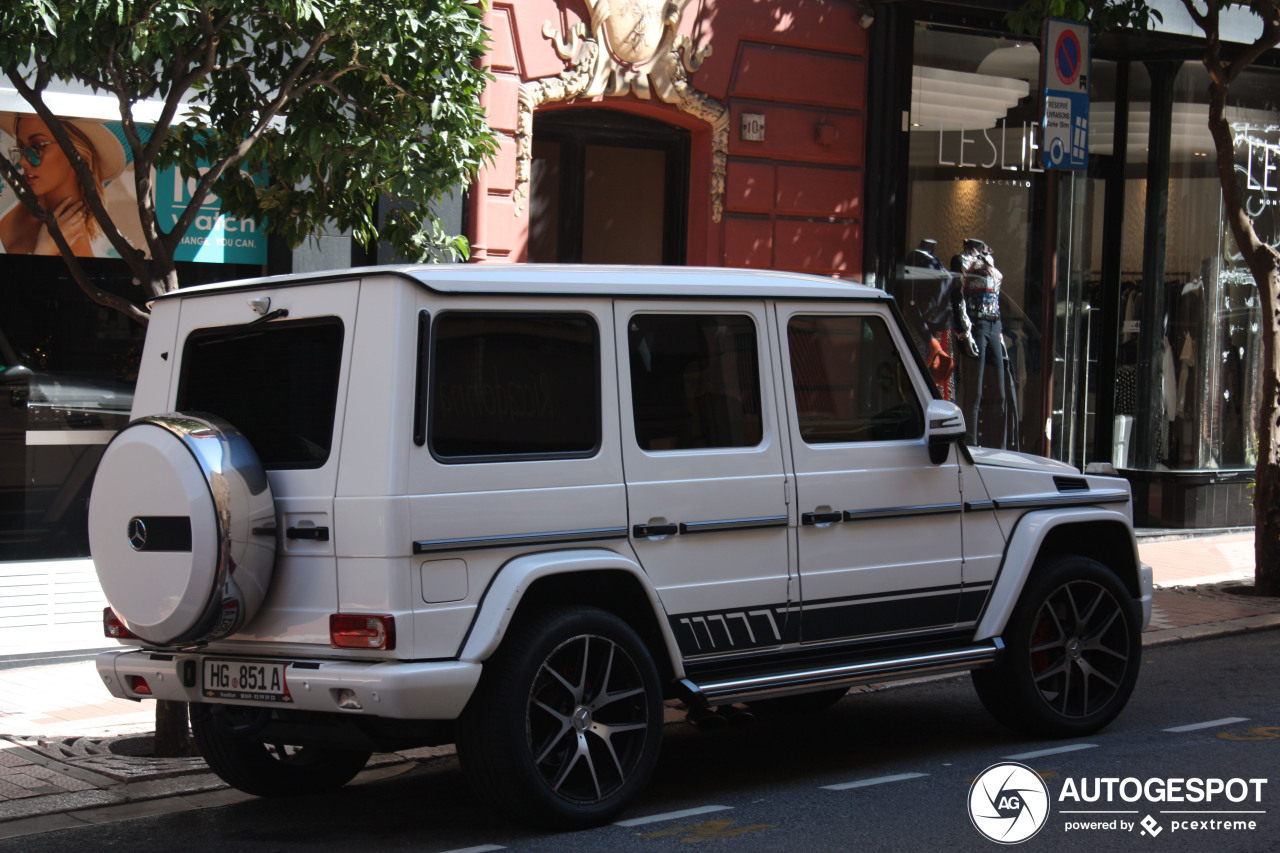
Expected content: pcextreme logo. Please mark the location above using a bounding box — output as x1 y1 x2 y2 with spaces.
969 762 1051 844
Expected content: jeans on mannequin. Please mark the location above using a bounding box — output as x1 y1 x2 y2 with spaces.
968 317 1006 448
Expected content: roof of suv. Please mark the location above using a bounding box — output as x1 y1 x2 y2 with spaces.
160 264 890 303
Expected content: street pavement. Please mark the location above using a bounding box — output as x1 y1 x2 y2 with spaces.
1 531 1277 839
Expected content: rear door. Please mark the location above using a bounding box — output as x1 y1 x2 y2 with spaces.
616 302 793 658
407 299 627 659
775 302 966 644
172 282 360 644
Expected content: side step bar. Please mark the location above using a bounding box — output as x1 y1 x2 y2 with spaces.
678 639 1004 708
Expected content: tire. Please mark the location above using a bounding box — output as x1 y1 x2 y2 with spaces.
972 555 1141 738
89 414 276 646
747 687 849 716
456 607 663 827
190 705 370 797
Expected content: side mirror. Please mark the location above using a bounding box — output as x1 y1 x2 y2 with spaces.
925 399 965 464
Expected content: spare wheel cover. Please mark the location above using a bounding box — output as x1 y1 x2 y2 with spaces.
89 414 276 646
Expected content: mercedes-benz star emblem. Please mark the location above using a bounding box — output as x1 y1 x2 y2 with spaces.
127 517 148 551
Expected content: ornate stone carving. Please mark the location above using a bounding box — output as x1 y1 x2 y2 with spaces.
513 0 728 222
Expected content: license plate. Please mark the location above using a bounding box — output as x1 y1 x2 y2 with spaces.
203 659 292 703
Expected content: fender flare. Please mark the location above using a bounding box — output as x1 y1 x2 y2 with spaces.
457 548 684 676
973 506 1141 641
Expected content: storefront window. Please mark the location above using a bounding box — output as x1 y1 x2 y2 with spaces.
0 258 260 560
1052 61 1150 469
1113 62 1268 474
1045 55 1270 527
896 25 1045 452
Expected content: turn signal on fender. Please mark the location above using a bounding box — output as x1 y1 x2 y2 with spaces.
329 614 396 650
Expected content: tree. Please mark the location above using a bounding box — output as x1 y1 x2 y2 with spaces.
0 0 496 756
1011 0 1280 597
0 0 497 326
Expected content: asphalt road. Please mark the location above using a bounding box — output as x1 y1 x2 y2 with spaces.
5 631 1279 852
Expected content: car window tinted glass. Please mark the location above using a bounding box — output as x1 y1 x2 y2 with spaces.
628 313 763 451
178 318 344 469
788 315 923 443
431 313 599 459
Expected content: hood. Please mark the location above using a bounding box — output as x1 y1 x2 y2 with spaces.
968 445 1081 474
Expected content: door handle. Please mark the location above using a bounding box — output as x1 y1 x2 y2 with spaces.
801 511 843 525
633 523 679 538
287 526 330 542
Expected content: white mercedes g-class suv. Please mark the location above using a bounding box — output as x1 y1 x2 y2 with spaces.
90 265 1151 826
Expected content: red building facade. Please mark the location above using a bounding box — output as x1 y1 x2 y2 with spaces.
469 0 869 276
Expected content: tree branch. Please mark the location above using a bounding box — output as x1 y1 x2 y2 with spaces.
159 30 339 256
1225 3 1280 86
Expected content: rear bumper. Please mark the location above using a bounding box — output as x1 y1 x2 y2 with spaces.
96 649 481 720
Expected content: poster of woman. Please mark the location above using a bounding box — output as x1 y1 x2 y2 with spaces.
0 112 148 258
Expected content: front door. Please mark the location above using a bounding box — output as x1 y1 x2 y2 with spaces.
529 109 689 265
775 303 966 644
616 301 793 658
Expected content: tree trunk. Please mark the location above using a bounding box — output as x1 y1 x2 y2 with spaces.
1256 266 1280 597
1197 8 1280 597
153 700 193 757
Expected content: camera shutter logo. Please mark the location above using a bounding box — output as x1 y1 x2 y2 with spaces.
969 762 1051 844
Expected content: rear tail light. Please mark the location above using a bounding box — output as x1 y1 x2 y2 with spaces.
126 675 152 695
104 607 138 640
330 614 396 650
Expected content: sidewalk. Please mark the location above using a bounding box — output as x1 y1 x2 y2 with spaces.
2 531 1278 839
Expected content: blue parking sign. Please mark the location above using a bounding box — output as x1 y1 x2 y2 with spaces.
1042 20 1090 170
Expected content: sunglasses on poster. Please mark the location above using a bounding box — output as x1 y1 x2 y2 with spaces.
7 141 55 168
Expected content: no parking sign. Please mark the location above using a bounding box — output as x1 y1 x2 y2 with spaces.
1042 18 1090 170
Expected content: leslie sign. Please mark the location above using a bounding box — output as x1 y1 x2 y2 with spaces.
1041 18 1090 171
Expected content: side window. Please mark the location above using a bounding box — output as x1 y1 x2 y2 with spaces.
628 313 762 451
178 318 344 469
430 312 599 460
787 315 923 444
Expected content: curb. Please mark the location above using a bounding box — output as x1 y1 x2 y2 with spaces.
0 747 446 839
1140 612 1280 647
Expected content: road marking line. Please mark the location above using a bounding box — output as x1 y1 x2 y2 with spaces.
822 772 929 791
615 805 733 827
1004 743 1097 760
1164 717 1249 732
437 846 505 853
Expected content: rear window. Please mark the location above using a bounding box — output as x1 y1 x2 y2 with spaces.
177 318 344 469
430 312 599 460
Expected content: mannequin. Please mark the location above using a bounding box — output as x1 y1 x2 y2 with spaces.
901 238 961 399
951 238 1006 448
907 238 947 271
